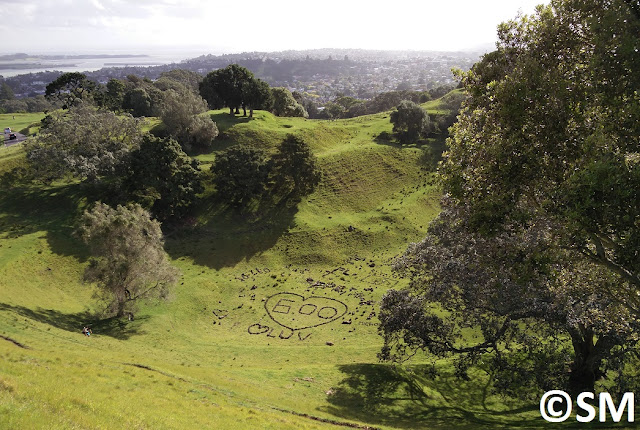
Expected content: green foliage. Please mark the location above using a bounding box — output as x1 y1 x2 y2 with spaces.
0 99 27 113
158 89 218 150
0 94 58 114
271 134 321 202
0 80 15 100
389 100 431 143
199 64 255 114
78 203 179 318
320 102 347 120
123 87 154 117
211 145 271 207
340 90 432 119
271 87 308 118
125 135 204 221
157 69 202 93
25 106 143 183
97 78 126 112
243 78 273 117
44 72 96 109
385 0 640 396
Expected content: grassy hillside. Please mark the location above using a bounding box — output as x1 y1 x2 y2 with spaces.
0 98 550 429
0 112 46 136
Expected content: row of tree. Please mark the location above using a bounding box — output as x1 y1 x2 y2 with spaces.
26 106 203 221
212 134 320 210
41 65 313 150
199 64 307 118
19 103 321 318
43 71 219 151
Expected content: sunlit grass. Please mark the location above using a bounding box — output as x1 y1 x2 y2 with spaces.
0 93 572 429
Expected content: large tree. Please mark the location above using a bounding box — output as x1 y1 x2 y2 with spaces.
199 64 255 115
271 87 308 118
211 145 271 207
157 69 202 93
97 78 126 112
381 0 640 396
45 72 96 109
389 100 431 143
125 135 204 221
242 78 273 118
122 87 154 117
0 80 14 101
159 89 218 150
78 203 179 319
270 134 320 202
26 105 143 183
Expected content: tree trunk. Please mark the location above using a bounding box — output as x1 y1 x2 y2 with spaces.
115 288 129 318
242 106 247 116
568 327 612 395
235 106 240 114
229 107 234 115
249 108 254 118
116 298 126 318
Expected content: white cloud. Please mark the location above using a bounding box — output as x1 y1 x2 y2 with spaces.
1 0 549 53
90 0 106 11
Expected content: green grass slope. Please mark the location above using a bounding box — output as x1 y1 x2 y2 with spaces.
0 97 546 429
0 112 46 136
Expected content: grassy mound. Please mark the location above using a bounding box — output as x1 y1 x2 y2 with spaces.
0 97 544 429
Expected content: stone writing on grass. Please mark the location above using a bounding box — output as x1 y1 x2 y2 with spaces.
246 292 348 341
247 323 311 341
265 292 348 330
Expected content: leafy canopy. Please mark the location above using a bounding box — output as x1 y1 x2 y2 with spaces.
382 0 640 396
389 100 431 143
26 105 143 183
271 134 321 202
78 203 179 318
125 135 204 221
45 72 97 109
211 145 271 207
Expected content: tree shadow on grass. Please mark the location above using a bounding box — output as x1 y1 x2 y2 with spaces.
209 111 252 132
374 132 447 168
0 302 145 340
320 363 542 430
165 197 299 270
0 183 88 261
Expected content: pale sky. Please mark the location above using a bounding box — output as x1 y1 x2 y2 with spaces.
0 0 549 54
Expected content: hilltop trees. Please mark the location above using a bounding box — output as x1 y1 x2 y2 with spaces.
389 100 431 143
97 78 126 112
157 69 202 93
26 105 143 183
25 106 204 221
271 87 308 118
199 64 255 115
380 0 640 396
158 89 218 150
123 86 154 117
79 203 179 319
0 80 14 100
199 64 276 117
45 72 97 109
243 78 273 117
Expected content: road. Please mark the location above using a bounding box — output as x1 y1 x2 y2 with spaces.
3 131 27 147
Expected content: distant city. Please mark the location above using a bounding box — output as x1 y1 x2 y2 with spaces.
1 48 483 105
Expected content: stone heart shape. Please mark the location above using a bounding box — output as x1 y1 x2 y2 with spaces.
265 292 348 330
